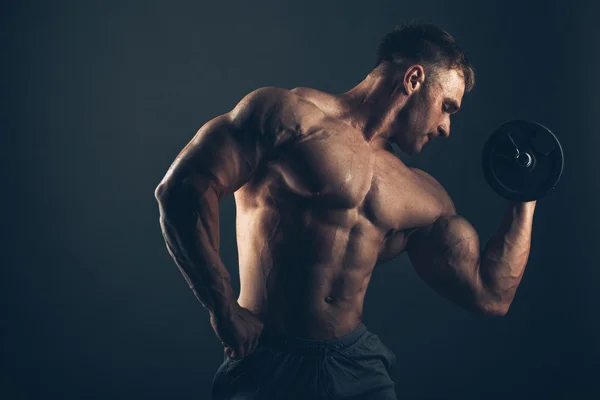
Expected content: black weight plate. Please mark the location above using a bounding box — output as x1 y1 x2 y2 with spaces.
482 120 564 202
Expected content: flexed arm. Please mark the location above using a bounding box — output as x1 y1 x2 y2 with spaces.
406 188 536 316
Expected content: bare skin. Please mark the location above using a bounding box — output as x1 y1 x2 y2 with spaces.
155 62 536 360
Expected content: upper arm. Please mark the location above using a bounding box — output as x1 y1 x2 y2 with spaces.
156 87 297 200
406 214 485 313
405 170 487 313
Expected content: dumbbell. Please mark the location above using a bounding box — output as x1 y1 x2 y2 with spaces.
481 120 564 202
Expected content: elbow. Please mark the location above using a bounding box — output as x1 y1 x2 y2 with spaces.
155 178 182 204
473 300 511 317
155 182 170 203
154 182 181 218
155 175 218 205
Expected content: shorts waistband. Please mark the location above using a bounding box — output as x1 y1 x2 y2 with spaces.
258 322 368 353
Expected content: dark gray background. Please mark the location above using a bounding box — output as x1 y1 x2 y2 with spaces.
3 0 599 399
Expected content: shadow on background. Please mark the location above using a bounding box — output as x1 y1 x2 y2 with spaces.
2 0 599 399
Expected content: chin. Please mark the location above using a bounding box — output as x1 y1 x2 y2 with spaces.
400 146 419 156
395 136 422 156
412 142 426 155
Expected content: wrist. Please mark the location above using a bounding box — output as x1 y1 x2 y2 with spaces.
508 199 536 214
208 295 238 318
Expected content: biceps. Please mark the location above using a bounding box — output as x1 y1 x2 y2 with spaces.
161 114 262 199
407 215 483 300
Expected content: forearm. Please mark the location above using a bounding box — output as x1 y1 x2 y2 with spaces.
478 200 537 312
156 181 236 315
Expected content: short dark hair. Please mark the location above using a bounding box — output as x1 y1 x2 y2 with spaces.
373 23 475 92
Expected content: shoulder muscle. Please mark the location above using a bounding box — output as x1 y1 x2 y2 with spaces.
157 87 299 199
410 168 456 216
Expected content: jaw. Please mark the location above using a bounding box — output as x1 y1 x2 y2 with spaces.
394 134 422 156
396 142 419 156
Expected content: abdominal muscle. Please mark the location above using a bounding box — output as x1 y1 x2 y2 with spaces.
234 196 391 340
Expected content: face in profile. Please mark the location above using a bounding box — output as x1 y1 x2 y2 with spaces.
394 68 465 155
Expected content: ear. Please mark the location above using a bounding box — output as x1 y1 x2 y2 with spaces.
403 65 425 94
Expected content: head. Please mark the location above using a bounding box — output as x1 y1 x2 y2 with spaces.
371 23 475 155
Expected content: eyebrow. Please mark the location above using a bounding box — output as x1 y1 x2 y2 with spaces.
444 98 461 113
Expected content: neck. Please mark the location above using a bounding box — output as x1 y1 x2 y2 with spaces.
336 72 408 148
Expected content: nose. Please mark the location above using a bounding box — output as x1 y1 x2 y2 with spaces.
438 120 450 138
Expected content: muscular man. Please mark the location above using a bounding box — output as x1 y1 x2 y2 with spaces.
155 24 536 400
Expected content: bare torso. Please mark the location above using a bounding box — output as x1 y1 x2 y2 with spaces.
234 88 449 339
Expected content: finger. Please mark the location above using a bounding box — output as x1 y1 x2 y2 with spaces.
249 337 260 355
225 347 235 359
241 342 251 358
240 340 251 358
244 342 254 357
235 343 246 359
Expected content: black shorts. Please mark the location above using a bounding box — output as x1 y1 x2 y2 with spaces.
212 322 397 400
